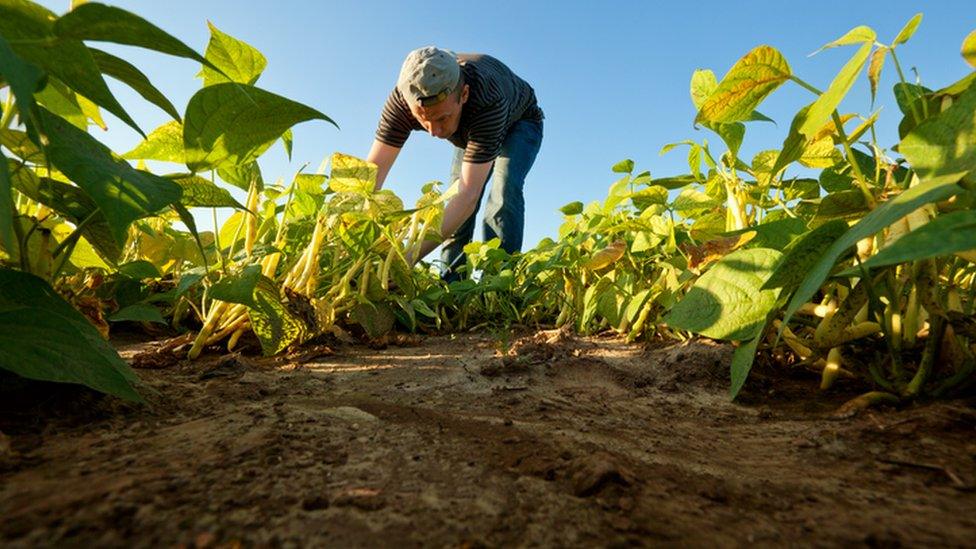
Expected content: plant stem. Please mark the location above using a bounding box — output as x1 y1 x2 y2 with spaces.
50 211 98 280
888 49 928 121
0 92 15 129
790 76 822 96
831 112 876 209
905 315 945 398
212 206 226 272
789 77 874 207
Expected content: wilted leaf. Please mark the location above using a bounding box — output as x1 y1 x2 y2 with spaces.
696 46 791 125
583 240 626 270
868 46 887 105
681 232 756 272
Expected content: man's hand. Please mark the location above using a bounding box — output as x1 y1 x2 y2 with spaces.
410 159 493 264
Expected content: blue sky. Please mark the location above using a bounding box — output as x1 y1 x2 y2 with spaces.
36 1 976 249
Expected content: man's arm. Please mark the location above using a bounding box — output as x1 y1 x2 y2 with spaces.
366 139 402 190
412 159 493 263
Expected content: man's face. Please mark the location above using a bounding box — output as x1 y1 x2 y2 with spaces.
410 85 469 139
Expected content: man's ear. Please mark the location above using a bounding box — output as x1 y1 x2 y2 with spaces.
460 84 470 105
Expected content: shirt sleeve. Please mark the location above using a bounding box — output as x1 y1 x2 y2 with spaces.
462 99 508 164
375 87 418 148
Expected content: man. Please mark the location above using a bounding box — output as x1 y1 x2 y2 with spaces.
366 47 544 280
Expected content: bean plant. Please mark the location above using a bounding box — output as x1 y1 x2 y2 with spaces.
1 2 974 410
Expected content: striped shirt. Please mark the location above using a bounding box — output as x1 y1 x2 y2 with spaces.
375 53 544 164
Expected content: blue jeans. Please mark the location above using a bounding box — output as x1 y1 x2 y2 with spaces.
441 118 543 281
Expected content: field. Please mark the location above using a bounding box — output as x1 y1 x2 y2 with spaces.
2 1 976 546
3 332 975 546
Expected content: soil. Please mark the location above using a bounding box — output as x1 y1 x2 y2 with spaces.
2 329 976 547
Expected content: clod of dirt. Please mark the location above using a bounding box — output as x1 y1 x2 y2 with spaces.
482 330 585 377
571 452 637 497
197 353 253 380
366 332 424 350
537 325 573 345
481 356 533 378
301 495 330 511
284 344 335 365
642 340 732 392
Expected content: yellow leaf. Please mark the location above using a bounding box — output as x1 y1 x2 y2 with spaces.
696 46 791 125
329 153 378 194
963 29 976 69
799 137 843 168
868 46 888 103
584 240 627 270
812 113 857 142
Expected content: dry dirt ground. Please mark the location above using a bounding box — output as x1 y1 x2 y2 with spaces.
2 330 976 547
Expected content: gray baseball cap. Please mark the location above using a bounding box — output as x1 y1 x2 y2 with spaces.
397 47 461 108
